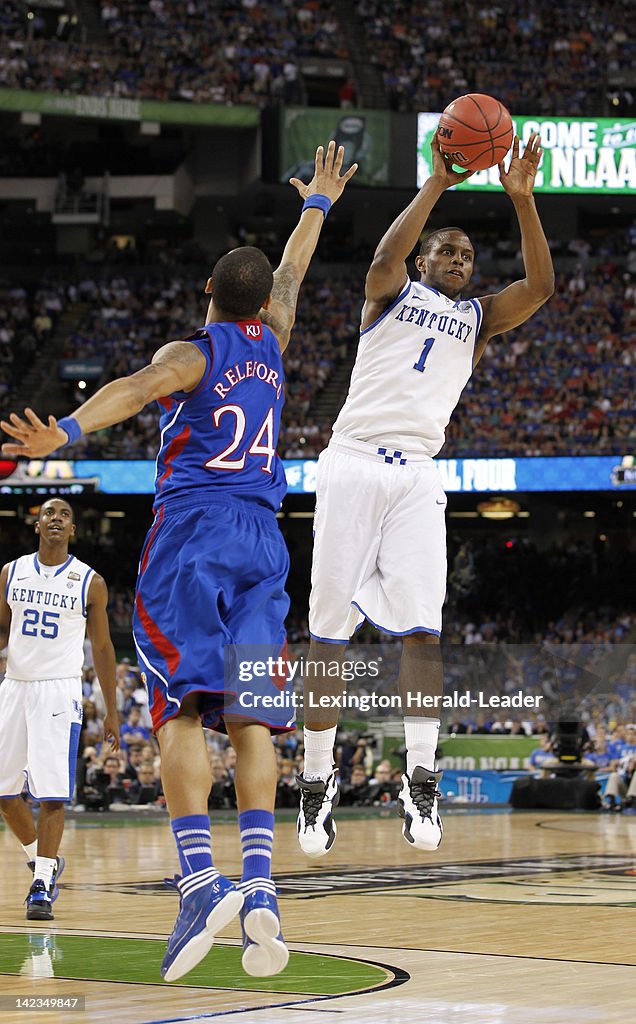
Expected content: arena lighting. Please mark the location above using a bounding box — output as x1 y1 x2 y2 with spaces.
77 380 87 390
476 498 520 520
583 511 596 518
104 511 126 518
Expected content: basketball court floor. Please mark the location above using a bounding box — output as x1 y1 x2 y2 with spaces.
0 808 633 1023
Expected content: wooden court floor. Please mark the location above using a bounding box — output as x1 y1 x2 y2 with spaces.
0 808 634 1024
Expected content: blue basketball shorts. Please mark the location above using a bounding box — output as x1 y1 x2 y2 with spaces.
132 494 292 734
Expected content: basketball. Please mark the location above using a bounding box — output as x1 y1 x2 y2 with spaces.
437 94 514 171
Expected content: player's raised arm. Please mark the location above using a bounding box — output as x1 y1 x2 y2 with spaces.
261 140 357 352
476 134 555 358
363 133 473 329
0 340 207 459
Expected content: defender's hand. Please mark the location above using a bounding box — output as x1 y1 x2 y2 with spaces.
1 408 68 457
289 141 358 203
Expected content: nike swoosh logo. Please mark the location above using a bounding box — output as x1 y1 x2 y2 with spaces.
17 576 29 580
436 499 446 505
52 712 65 717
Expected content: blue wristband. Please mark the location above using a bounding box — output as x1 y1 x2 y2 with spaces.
302 193 332 219
57 416 82 446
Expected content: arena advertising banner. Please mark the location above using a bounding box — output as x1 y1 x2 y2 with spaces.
0 88 259 126
0 456 634 495
440 769 526 803
281 108 390 187
417 113 636 193
438 735 538 771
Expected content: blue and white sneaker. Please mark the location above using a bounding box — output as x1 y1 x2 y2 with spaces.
296 770 339 858
161 870 244 983
397 767 443 851
25 880 54 921
28 856 65 903
240 881 289 977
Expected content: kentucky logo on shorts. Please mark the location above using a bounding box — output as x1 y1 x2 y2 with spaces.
72 699 83 720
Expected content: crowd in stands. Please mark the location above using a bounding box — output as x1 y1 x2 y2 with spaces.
0 0 347 107
358 0 632 114
447 232 636 457
49 646 636 812
50 223 636 457
1 220 634 459
2 0 632 113
67 654 410 811
0 281 68 403
53 273 361 459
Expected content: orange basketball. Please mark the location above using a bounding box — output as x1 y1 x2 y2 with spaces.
437 94 513 171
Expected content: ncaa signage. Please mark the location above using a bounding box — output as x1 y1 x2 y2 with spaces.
1 457 634 495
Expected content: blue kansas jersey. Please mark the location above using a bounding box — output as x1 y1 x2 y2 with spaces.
154 319 287 511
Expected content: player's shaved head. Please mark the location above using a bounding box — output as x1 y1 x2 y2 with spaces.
39 498 74 521
210 246 274 318
419 227 474 258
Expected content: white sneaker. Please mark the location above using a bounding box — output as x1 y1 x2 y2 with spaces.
296 771 339 858
397 767 443 851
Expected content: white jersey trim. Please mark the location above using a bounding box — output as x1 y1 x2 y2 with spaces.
360 277 411 337
5 559 17 598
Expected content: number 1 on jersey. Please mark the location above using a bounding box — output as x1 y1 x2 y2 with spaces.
413 337 435 372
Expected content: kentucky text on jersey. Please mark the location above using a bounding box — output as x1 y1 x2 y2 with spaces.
332 279 483 457
213 361 283 401
11 588 78 609
394 303 474 343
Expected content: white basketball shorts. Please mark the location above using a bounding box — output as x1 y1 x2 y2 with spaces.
0 677 83 800
309 435 447 642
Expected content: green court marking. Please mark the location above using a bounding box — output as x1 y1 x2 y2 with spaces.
0 933 387 994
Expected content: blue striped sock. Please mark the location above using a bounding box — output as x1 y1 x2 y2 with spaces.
171 814 215 877
238 809 275 895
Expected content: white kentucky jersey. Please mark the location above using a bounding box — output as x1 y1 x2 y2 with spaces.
5 553 94 680
332 278 483 456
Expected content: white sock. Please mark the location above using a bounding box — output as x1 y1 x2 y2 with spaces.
33 856 57 890
22 840 38 863
404 717 440 776
303 726 337 780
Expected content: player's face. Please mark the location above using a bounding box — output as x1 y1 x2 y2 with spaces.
35 499 75 544
416 232 475 297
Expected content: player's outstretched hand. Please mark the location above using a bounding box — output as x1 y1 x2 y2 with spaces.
1 408 68 457
430 131 474 188
103 711 121 753
499 133 542 198
289 140 358 203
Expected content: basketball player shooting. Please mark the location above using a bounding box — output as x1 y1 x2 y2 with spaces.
296 131 555 858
